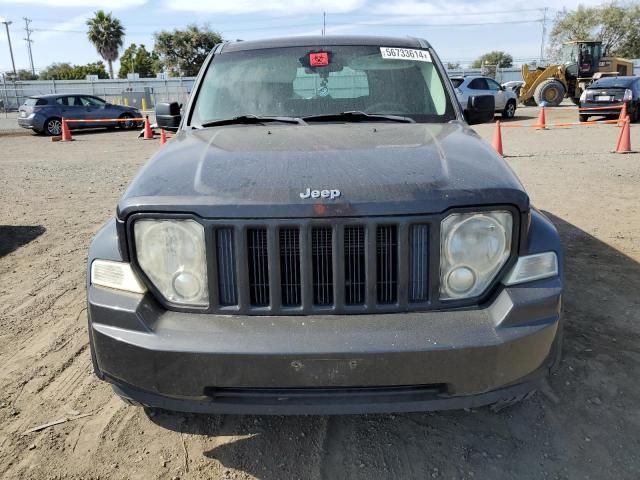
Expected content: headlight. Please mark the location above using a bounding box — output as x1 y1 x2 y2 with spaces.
623 89 632 102
440 211 512 300
134 219 209 306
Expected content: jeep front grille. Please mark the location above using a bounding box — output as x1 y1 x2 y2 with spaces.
211 218 432 314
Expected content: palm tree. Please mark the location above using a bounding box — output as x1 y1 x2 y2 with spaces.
86 10 125 79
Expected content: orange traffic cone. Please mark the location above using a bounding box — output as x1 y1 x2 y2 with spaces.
614 117 632 154
536 106 546 129
492 120 504 156
618 103 628 126
143 116 154 140
160 128 167 145
61 118 73 141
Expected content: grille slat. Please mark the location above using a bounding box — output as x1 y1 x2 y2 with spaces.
280 228 301 306
216 228 237 306
409 224 429 302
312 227 334 306
344 226 365 305
376 225 398 304
248 228 269 306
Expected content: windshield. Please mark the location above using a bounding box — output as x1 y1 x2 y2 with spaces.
190 45 456 126
590 78 634 89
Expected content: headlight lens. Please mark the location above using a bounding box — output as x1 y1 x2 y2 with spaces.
134 219 208 306
440 211 512 299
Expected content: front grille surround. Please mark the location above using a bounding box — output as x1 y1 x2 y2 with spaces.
126 208 521 315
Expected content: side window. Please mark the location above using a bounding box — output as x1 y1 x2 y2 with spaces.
486 79 501 91
36 98 48 106
468 78 488 90
81 96 106 107
68 96 83 107
56 97 68 106
293 66 369 99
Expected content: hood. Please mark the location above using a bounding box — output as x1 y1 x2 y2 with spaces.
118 122 528 219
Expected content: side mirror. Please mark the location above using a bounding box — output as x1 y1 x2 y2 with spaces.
155 102 182 131
465 95 495 125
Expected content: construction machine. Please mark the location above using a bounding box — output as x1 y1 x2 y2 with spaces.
518 41 633 106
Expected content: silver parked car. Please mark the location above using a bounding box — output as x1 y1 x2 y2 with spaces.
451 76 518 120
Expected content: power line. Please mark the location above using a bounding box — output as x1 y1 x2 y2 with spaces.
23 17 35 75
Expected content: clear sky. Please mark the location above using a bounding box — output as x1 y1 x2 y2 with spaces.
0 0 606 75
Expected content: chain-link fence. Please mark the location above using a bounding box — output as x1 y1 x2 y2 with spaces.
0 77 195 113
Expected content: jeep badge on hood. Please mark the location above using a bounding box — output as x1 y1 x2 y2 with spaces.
300 188 341 200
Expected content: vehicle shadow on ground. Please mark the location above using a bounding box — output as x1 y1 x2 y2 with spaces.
0 225 45 257
146 211 640 480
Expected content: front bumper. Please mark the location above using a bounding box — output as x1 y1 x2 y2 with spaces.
88 276 562 414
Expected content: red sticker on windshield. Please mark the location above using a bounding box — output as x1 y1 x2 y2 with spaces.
309 52 329 66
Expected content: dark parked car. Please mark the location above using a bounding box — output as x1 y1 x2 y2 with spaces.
18 94 141 135
579 76 640 122
87 35 563 415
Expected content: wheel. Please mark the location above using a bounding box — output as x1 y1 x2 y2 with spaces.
44 117 62 136
118 112 135 129
533 79 565 107
632 106 640 123
502 100 516 119
579 115 589 122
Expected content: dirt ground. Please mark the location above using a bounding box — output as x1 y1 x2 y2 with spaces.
1 105 639 480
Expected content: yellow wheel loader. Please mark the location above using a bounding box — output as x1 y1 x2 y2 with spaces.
518 41 633 107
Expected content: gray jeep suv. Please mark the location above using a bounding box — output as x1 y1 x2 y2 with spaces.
87 36 563 415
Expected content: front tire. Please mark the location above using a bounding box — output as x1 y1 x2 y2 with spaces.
502 100 516 119
534 79 565 107
44 117 62 136
579 115 589 122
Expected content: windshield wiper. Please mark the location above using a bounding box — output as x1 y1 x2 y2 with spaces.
199 115 305 128
303 111 415 123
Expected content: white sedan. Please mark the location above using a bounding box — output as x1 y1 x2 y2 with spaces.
451 76 518 120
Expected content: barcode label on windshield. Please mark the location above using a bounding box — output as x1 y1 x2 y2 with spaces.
380 47 432 62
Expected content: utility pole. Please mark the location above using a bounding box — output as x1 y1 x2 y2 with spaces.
1 19 16 76
322 11 326 36
540 8 548 64
23 17 35 76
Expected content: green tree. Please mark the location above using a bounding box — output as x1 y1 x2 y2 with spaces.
118 43 161 78
471 51 513 69
86 10 125 79
153 24 222 77
550 3 640 58
38 62 108 80
6 69 39 81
